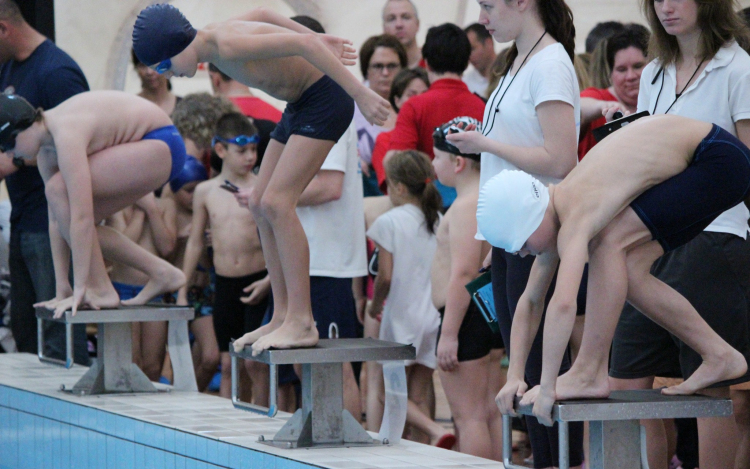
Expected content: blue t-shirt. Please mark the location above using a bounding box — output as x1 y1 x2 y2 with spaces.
0 39 89 233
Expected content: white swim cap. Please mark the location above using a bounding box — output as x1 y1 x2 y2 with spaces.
477 170 550 252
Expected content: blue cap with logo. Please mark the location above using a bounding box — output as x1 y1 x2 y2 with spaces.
132 4 197 66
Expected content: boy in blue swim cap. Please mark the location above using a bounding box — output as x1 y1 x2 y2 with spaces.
476 115 750 427
133 4 390 354
1 91 187 317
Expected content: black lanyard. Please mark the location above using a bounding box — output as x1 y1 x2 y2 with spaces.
483 31 547 137
651 58 706 115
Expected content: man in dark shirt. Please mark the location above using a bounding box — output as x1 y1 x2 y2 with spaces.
0 0 90 364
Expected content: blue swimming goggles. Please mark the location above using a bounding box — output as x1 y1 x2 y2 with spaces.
211 134 261 147
150 58 172 75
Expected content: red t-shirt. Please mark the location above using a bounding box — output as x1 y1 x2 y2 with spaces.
371 131 392 193
229 96 283 123
578 87 617 160
388 79 486 158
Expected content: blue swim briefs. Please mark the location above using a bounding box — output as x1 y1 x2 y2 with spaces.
142 125 188 182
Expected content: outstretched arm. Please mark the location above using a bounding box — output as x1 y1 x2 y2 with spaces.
496 252 558 415
176 184 209 305
231 7 320 35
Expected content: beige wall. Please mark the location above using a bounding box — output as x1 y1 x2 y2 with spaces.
55 0 750 104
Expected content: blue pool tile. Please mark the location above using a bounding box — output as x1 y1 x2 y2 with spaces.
183 433 198 459
135 441 146 468
174 430 186 455
117 436 135 468
195 435 208 462
208 440 229 467
106 435 118 468
134 419 149 445
164 426 176 452
163 452 176 469
174 454 188 469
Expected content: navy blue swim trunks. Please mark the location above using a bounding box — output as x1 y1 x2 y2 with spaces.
270 75 355 145
631 124 750 252
142 125 188 182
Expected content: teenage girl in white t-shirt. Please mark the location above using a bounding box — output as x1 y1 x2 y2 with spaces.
366 150 454 448
448 1 582 467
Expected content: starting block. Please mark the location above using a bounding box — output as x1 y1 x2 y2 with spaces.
230 338 415 449
503 389 733 469
36 305 196 395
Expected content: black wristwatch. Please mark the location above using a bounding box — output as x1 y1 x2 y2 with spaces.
11 157 24 169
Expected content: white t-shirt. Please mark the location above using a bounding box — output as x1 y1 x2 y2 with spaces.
463 66 489 97
297 123 368 278
366 204 440 369
477 43 581 239
637 41 750 238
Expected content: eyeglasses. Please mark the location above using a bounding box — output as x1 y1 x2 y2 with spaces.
369 63 401 73
0 131 19 153
211 134 260 147
150 59 172 75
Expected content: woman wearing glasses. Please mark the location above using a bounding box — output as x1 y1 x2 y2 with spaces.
354 35 407 196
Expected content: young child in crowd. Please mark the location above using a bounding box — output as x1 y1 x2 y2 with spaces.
178 112 268 398
159 155 216 391
366 150 454 448
430 118 503 459
106 191 176 381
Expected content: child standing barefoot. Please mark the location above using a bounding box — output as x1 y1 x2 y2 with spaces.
366 150 454 448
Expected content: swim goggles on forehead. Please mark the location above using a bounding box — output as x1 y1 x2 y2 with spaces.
211 134 260 147
150 58 172 75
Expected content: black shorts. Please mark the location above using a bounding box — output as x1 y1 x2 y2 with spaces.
270 75 355 145
213 270 269 353
310 276 357 339
437 301 504 362
611 232 750 386
631 124 750 252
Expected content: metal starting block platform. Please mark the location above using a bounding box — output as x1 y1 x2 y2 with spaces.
230 338 415 449
503 389 733 469
36 305 196 395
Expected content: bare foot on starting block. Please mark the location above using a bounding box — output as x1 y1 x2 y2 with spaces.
663 348 747 395
250 318 319 356
554 368 611 401
232 323 278 353
40 286 121 318
121 265 185 306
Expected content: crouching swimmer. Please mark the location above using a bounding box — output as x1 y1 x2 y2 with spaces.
476 115 750 426
0 91 187 317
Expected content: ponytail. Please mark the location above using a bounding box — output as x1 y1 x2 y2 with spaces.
384 150 443 235
498 0 576 77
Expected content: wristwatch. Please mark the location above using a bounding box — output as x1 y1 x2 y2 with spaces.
11 157 24 169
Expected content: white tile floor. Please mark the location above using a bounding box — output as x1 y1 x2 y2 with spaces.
0 353 504 469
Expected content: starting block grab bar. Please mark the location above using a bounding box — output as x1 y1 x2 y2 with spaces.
503 389 732 469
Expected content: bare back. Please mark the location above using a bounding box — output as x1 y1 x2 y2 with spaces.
206 21 323 102
554 115 713 240
40 91 173 177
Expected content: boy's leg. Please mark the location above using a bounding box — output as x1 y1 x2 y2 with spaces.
233 140 288 350
190 315 220 392
96 226 184 304
250 135 335 353
139 321 167 381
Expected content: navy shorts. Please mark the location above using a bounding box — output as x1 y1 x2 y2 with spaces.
213 270 269 352
270 75 354 145
631 124 750 252
437 301 504 362
142 125 188 182
310 276 358 339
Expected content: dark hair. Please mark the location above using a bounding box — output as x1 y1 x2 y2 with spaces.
743 7 750 28
388 68 429 111
384 150 442 235
464 23 492 42
359 34 408 78
215 112 258 145
0 0 23 23
498 0 576 77
585 21 626 53
208 63 231 82
422 23 471 75
290 15 325 34
642 0 750 65
606 25 650 70
132 48 173 91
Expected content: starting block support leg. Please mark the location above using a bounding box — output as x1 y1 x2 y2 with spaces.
589 420 641 469
230 338 416 449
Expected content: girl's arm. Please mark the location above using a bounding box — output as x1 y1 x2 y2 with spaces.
367 243 392 319
176 184 210 305
447 101 578 180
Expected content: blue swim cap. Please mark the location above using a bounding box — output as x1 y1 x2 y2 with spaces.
170 155 208 193
132 4 197 66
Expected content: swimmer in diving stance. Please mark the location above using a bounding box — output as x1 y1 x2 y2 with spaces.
132 4 390 354
0 91 187 317
467 115 750 426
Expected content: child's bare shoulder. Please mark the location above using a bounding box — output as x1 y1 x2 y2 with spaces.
447 194 478 225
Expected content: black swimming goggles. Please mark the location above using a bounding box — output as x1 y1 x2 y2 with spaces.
0 130 20 153
211 134 260 147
